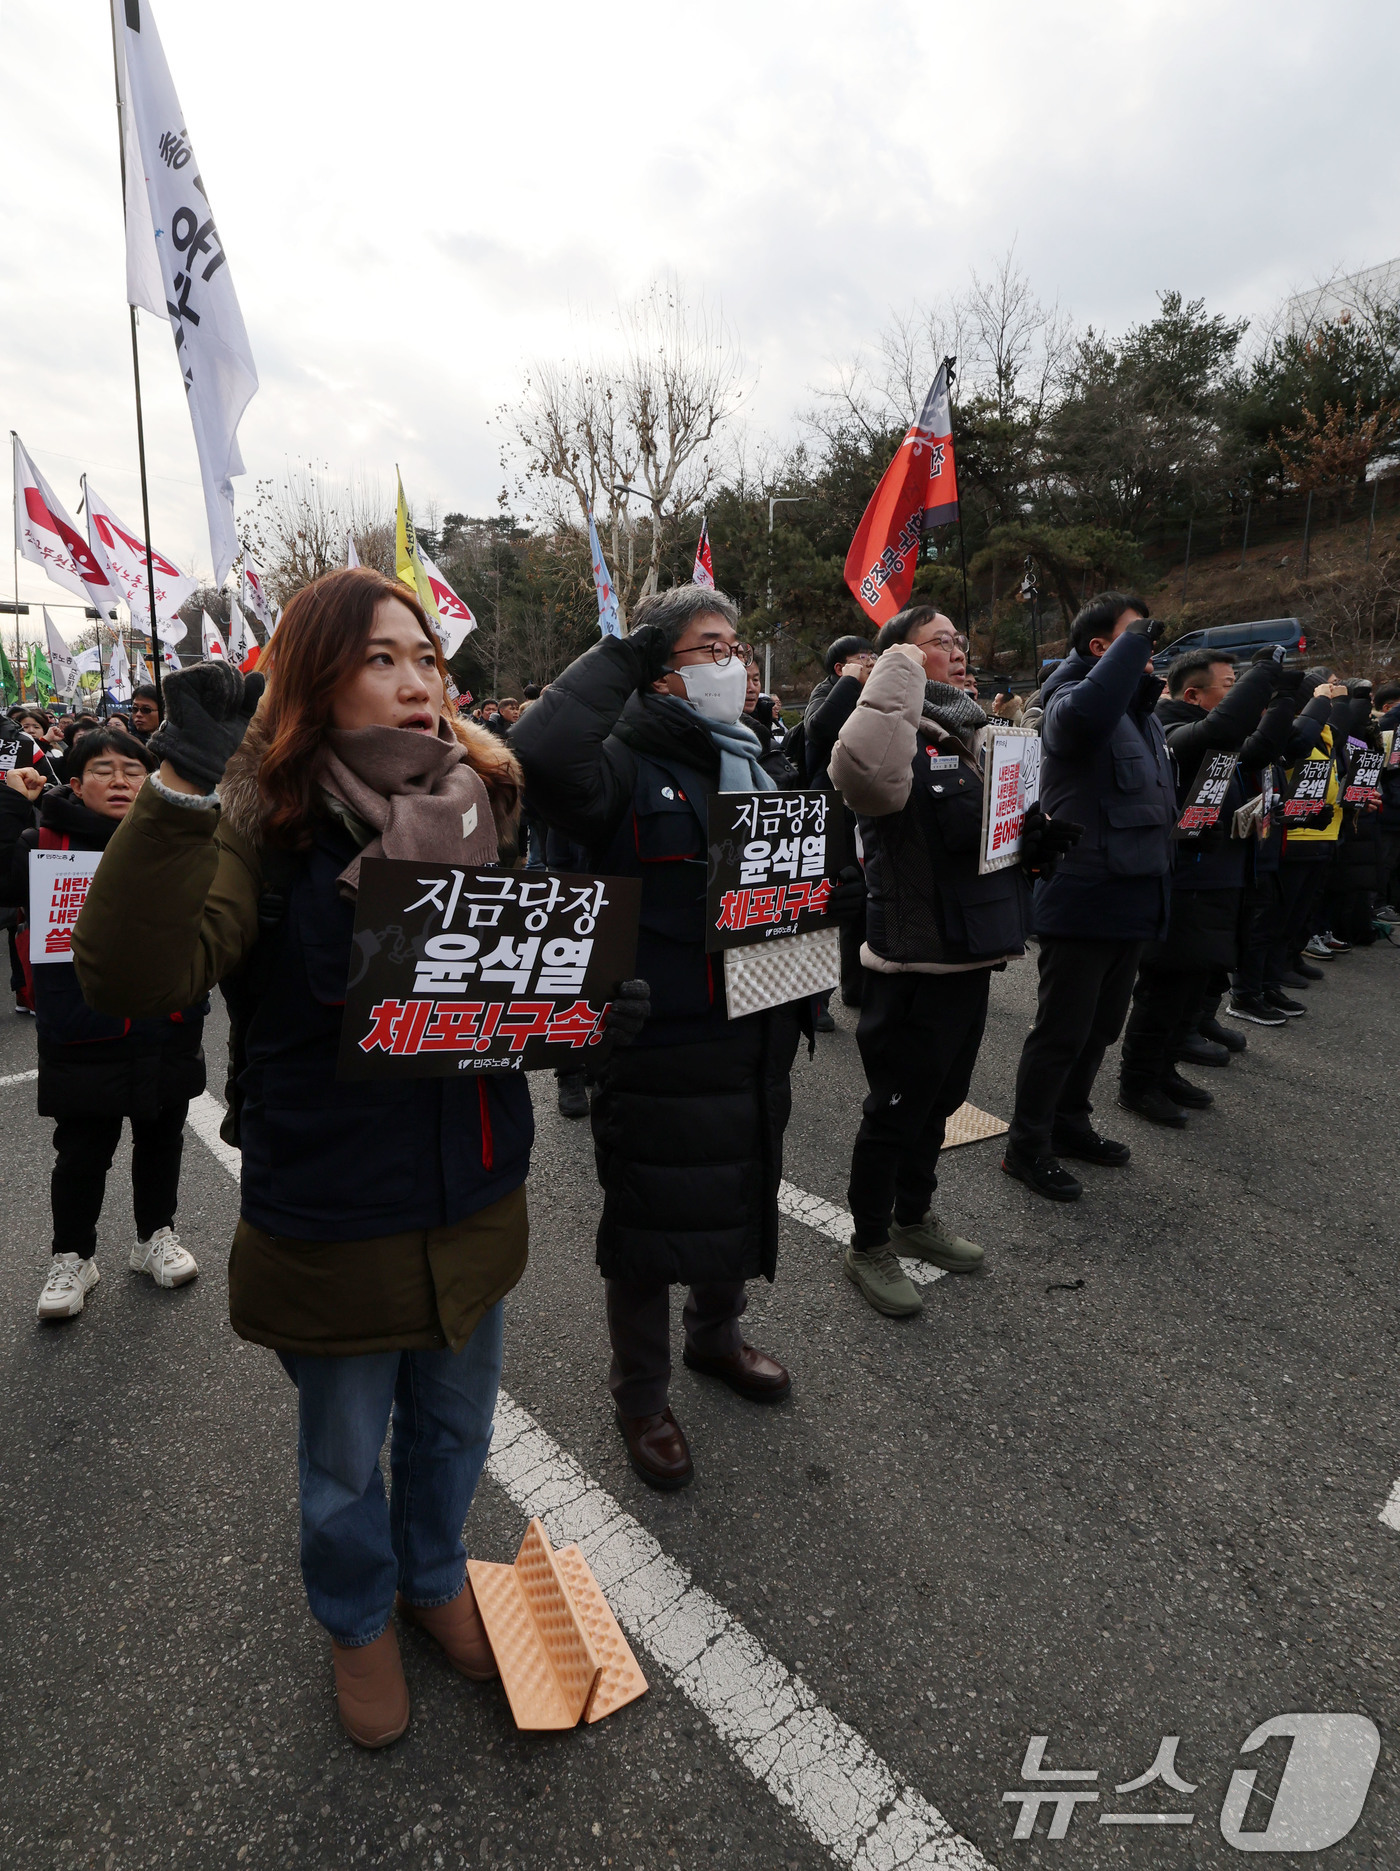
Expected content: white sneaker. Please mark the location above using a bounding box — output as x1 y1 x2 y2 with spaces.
37 1252 100 1320
130 1225 199 1289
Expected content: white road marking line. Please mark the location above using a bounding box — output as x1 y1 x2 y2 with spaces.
1379 1479 1400 1533
0 1067 38 1087
185 1089 243 1181
188 1106 994 1869
779 1180 946 1287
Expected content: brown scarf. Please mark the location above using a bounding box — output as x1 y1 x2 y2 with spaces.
321 721 499 896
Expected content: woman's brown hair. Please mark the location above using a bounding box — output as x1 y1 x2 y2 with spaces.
254 566 517 848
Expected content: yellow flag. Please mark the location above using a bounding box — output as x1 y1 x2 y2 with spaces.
395 468 442 627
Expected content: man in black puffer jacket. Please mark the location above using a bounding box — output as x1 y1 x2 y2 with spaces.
512 586 842 1492
0 728 206 1321
1117 645 1299 1123
1003 592 1175 1201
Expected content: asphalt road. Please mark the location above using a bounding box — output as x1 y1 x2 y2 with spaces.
1 935 1397 1871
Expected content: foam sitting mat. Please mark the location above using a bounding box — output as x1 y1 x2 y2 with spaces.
942 1102 1009 1148
467 1519 647 1730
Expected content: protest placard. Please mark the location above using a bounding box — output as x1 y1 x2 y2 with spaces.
338 861 640 1080
705 791 847 954
1343 744 1385 808
1174 750 1238 840
978 731 1041 874
1282 753 1334 821
29 849 103 965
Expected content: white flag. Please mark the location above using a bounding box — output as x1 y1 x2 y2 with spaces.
201 610 228 662
13 436 119 617
239 551 276 633
83 480 195 640
419 550 476 657
346 530 360 569
587 507 621 638
43 611 78 697
116 0 258 583
74 646 103 675
107 637 132 704
161 643 182 671
225 597 249 664
134 652 154 687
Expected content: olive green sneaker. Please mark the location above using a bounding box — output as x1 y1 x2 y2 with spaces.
888 1211 984 1273
843 1245 923 1318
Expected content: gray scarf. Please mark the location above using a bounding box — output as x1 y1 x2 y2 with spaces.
923 681 987 737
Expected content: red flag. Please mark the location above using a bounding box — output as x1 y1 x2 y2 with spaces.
692 517 715 589
843 362 959 626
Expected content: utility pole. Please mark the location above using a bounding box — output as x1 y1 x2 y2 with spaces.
765 496 809 694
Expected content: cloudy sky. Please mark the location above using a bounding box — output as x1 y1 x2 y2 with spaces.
2 0 1398 633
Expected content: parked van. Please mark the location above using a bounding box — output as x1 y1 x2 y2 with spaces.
1155 617 1306 671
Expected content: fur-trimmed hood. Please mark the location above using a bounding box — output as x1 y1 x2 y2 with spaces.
218 705 524 853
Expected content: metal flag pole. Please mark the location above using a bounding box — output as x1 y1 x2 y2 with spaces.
944 358 972 631
107 2 163 719
10 433 22 702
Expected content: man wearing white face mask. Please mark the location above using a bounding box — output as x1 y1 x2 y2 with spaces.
512 587 861 1491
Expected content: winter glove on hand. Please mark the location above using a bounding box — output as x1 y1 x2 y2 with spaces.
823 863 866 924
603 978 651 1048
1019 800 1083 880
1251 642 1288 666
1125 617 1166 645
147 663 262 792
1272 667 1306 697
621 624 674 693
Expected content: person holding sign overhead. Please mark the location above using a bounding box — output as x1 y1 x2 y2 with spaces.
72 569 561 1750
828 607 1076 1318
0 728 205 1320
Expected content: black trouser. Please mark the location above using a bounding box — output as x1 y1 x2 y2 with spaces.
846 968 991 1249
1277 858 1330 966
1009 937 1142 1158
605 1279 746 1418
50 1104 188 1258
1233 873 1283 998
1120 960 1207 1094
839 914 866 1007
1376 830 1400 906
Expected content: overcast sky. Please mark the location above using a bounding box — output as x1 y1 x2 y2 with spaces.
3 0 1398 634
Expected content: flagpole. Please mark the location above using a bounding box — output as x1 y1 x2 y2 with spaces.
943 357 972 634
10 434 22 703
108 3 163 721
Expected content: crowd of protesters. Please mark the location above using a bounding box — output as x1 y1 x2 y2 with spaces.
1 572 1394 1750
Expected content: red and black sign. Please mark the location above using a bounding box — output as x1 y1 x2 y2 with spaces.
1174 750 1238 841
705 791 847 953
338 859 640 1079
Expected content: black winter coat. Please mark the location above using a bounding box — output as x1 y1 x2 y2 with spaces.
1032 632 1176 940
511 639 803 1287
0 787 207 1120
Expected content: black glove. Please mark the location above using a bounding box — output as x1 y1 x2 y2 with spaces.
621 624 674 692
1251 642 1288 666
603 978 651 1047
1125 617 1167 646
823 863 866 924
1272 666 1306 697
753 694 776 729
1019 801 1083 879
147 663 263 792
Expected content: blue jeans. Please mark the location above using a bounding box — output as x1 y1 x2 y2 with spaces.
278 1303 504 1646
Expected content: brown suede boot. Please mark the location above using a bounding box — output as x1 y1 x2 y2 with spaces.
330 1626 410 1748
396 1579 497 1681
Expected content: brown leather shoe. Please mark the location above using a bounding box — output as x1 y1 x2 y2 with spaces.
330 1626 410 1749
615 1406 694 1490
396 1579 497 1681
682 1341 792 1403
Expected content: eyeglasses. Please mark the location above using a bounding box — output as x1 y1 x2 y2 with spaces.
672 641 755 668
921 632 969 654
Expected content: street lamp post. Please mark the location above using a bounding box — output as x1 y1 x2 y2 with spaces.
765 496 809 694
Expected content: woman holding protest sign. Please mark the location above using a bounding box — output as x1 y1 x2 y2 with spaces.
1 726 204 1319
72 568 591 1748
